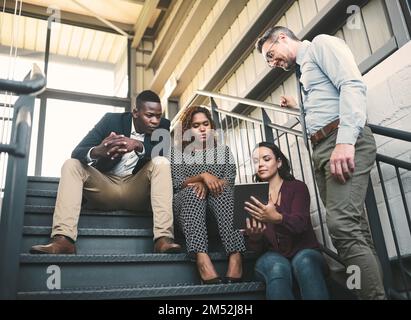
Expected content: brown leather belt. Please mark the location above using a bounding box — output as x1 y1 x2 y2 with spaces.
310 119 339 145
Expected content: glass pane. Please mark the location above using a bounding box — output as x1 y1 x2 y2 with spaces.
42 99 125 177
47 23 128 97
0 13 46 81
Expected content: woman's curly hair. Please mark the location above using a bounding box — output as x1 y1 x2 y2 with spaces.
178 106 216 150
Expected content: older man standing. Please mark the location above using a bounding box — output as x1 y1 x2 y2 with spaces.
255 26 385 300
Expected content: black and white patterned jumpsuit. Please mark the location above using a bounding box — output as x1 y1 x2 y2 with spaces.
171 145 246 255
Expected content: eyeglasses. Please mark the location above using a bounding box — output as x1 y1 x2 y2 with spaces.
263 37 279 65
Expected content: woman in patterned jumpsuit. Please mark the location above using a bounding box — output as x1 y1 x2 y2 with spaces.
171 106 246 284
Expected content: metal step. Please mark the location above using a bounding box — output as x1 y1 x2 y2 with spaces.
18 282 265 300
24 205 154 229
19 253 259 292
21 226 224 254
27 176 59 191
22 226 154 255
26 189 58 206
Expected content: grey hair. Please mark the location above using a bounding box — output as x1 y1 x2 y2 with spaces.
256 26 300 53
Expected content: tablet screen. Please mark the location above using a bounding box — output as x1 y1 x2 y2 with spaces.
233 182 269 230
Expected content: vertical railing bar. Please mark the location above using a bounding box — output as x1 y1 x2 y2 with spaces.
395 167 411 237
237 119 248 182
295 135 306 183
275 129 281 150
285 133 293 176
218 112 225 145
244 121 253 183
223 114 229 147
229 116 242 184
377 161 410 299
259 123 265 142
251 121 258 145
307 143 327 246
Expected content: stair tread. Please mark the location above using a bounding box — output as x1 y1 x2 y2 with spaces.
25 205 151 216
23 226 153 236
20 252 258 263
18 281 265 299
27 189 57 196
28 176 59 183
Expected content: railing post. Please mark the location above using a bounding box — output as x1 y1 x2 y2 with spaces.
261 109 274 143
210 97 221 130
210 98 224 147
0 95 35 299
365 178 395 296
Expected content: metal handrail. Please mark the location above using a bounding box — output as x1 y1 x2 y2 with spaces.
0 64 45 157
0 65 44 299
0 64 46 95
0 106 32 157
170 90 300 130
196 90 300 116
213 107 303 137
369 123 411 142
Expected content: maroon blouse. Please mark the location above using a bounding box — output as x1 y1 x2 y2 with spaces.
246 179 320 258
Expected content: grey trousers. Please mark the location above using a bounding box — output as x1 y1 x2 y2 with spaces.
312 126 386 300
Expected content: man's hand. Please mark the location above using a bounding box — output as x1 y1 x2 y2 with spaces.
280 95 298 109
330 144 355 184
91 132 143 160
200 172 227 197
187 182 208 200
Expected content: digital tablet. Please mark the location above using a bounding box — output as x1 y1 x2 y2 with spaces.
233 182 269 230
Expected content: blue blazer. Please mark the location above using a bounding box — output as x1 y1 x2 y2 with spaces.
71 112 170 174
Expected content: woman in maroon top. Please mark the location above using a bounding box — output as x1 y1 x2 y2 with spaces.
244 142 329 300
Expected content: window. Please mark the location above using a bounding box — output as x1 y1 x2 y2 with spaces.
47 23 128 97
41 99 125 177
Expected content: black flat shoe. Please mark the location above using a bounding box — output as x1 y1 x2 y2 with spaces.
201 277 223 285
224 276 242 284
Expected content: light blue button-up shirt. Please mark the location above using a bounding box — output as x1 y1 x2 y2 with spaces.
296 35 367 145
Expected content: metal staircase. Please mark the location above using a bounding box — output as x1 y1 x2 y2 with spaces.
16 175 358 300
17 176 265 300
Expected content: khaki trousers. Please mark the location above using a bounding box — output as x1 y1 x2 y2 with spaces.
51 157 174 241
312 126 386 300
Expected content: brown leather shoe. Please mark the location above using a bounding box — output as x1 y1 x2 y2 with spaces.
30 235 76 254
154 237 181 253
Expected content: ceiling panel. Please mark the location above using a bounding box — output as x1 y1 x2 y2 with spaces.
87 30 106 61
23 0 143 25
67 26 84 58
77 29 95 60
97 32 116 62
35 19 47 52
24 17 38 51
57 24 74 56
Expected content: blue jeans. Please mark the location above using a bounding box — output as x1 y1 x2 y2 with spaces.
255 249 330 300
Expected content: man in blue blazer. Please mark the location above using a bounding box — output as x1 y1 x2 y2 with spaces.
30 90 181 254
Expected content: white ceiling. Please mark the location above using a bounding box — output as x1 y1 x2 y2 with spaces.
0 0 169 64
24 0 144 25
0 12 127 64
